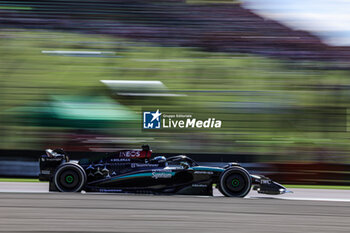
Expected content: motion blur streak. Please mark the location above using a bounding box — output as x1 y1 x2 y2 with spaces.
1 1 350 175
0 193 349 233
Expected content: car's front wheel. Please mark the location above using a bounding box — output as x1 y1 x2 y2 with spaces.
218 167 252 197
54 163 87 192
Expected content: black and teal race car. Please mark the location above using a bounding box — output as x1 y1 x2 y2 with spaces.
39 145 288 197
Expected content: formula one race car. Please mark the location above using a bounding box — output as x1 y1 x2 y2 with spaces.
39 145 288 197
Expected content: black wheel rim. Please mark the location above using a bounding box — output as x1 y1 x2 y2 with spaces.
57 168 82 191
220 168 251 197
232 178 240 187
225 174 246 193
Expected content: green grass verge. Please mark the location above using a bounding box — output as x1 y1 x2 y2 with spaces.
0 178 45 182
285 185 350 190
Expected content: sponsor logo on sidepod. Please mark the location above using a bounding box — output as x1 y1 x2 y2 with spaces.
152 172 173 179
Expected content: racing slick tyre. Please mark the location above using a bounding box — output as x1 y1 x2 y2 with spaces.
53 163 87 192
219 166 252 197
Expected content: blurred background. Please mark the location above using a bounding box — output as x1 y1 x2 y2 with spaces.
1 0 350 184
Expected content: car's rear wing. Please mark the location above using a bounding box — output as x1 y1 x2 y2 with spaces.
39 149 68 181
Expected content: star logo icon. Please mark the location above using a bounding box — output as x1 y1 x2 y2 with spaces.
143 109 162 129
151 109 162 122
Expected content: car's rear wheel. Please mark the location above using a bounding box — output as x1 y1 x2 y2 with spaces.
219 167 252 197
54 163 86 192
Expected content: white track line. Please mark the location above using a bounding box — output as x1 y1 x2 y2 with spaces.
1 182 350 202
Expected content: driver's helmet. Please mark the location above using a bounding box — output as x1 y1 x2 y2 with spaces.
180 161 190 169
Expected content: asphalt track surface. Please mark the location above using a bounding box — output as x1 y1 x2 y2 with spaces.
0 183 350 233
